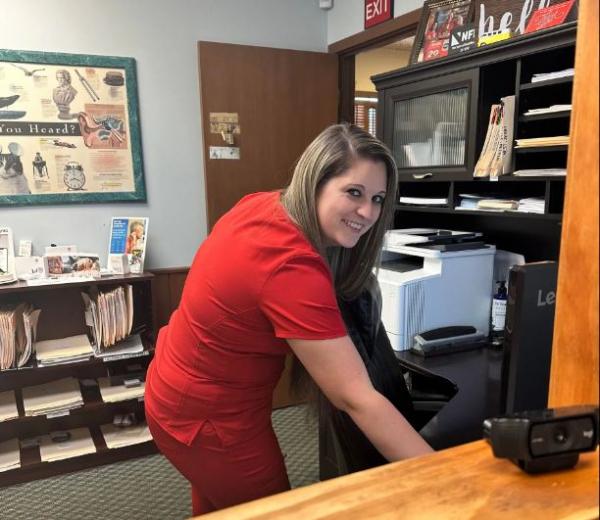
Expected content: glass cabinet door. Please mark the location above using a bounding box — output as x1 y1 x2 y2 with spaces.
393 88 468 168
382 69 478 181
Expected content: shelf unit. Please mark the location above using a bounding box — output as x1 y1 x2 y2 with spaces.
0 273 156 487
372 24 576 262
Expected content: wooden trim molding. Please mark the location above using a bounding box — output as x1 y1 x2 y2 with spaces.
328 8 421 55
548 0 599 406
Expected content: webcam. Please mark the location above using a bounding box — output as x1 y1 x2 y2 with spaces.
483 405 599 473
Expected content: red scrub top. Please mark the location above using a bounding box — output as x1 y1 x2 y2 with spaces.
145 192 347 447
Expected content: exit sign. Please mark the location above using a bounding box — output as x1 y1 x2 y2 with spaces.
365 0 393 29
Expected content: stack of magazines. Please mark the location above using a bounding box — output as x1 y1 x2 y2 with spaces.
474 96 515 178
0 304 41 370
81 285 134 354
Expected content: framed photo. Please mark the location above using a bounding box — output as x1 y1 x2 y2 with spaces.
410 0 474 64
0 49 145 205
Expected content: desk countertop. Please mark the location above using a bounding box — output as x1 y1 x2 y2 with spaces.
199 441 599 519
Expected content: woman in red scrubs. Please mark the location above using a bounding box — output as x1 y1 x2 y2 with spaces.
144 124 433 515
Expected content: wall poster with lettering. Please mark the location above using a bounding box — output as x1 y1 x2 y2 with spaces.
0 49 145 205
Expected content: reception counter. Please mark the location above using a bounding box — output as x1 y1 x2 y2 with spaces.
198 440 599 519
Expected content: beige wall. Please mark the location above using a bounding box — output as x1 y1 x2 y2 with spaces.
355 47 411 93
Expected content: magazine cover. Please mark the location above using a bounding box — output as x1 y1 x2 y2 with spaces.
108 217 148 274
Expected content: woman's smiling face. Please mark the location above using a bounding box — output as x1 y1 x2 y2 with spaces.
316 158 387 248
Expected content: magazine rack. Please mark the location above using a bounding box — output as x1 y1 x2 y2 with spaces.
0 273 156 487
373 23 576 262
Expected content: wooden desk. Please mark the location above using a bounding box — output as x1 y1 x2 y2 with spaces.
199 441 599 519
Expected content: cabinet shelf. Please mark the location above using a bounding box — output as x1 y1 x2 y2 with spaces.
515 145 568 153
471 175 565 182
2 434 156 488
520 77 573 91
519 111 571 122
0 273 155 487
395 205 562 220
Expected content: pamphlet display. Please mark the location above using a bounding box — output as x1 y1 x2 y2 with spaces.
108 217 148 274
0 227 16 284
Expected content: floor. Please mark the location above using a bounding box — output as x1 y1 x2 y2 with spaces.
0 405 319 520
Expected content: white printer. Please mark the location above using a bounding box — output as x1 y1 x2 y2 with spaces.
377 229 495 351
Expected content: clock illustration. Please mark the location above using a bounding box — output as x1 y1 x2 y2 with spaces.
63 161 86 190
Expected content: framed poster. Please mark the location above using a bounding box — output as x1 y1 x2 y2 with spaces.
0 49 145 205
410 0 474 64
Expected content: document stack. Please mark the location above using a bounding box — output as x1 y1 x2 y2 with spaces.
531 68 574 83
81 285 134 354
98 376 145 403
518 197 545 214
22 377 84 416
35 334 94 366
39 427 96 462
0 438 20 472
100 422 152 449
0 303 41 370
474 96 515 178
0 390 19 422
515 136 569 148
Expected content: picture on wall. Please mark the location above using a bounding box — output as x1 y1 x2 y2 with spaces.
0 49 145 205
410 0 474 64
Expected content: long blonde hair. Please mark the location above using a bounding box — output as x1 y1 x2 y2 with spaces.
281 123 397 300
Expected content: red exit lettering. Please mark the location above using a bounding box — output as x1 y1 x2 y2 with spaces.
365 0 393 29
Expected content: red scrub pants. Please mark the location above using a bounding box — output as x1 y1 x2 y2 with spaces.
146 412 291 515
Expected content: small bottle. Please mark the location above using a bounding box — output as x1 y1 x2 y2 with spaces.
491 280 508 347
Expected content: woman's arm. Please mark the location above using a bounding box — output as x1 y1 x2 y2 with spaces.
287 336 433 461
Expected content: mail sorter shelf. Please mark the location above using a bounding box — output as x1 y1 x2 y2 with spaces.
0 273 156 487
2 427 156 488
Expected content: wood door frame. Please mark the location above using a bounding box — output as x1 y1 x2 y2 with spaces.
328 9 421 123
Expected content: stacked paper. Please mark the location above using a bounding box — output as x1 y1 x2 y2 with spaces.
98 377 145 403
478 199 519 211
0 438 20 472
531 68 574 83
39 427 96 462
0 304 41 370
95 334 145 362
0 390 19 422
518 197 545 214
398 196 448 206
513 168 566 177
35 334 94 366
523 104 571 116
515 136 569 148
22 377 84 416
100 423 152 449
81 285 134 354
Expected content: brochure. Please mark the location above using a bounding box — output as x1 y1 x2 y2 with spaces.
108 217 149 274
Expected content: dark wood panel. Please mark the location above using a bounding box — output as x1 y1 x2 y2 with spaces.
549 1 599 406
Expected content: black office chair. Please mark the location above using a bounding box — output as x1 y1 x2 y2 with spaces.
319 277 456 480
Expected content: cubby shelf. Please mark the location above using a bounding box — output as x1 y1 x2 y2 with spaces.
0 273 156 487
519 112 571 122
519 76 573 90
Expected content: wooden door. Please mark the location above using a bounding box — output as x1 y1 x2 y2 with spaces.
198 42 339 229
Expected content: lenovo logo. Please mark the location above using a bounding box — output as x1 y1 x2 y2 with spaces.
537 290 556 307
